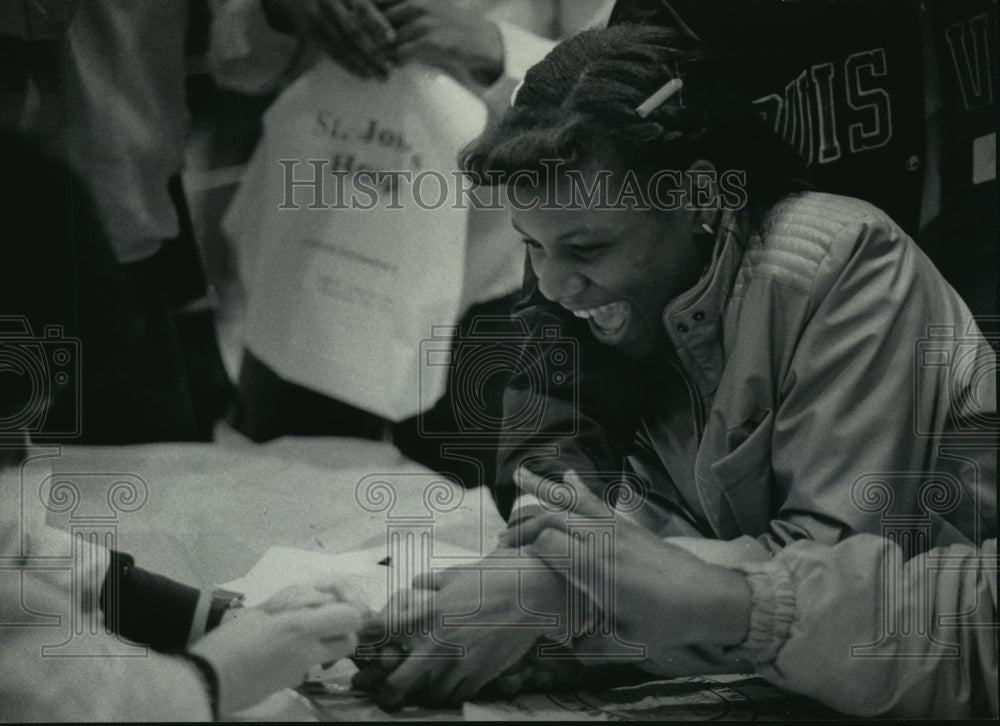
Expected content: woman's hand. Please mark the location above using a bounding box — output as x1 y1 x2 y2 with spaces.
351 550 566 709
500 468 753 665
189 584 361 716
374 0 504 86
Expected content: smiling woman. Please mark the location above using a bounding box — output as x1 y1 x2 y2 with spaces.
351 22 997 716
457 23 994 543
461 24 808 364
508 159 713 359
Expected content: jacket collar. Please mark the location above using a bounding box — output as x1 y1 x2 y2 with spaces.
661 210 751 399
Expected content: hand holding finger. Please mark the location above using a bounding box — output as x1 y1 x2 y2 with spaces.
497 511 570 549
515 466 611 518
411 564 460 590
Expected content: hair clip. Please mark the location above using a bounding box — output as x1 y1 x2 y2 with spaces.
635 78 683 119
510 78 525 107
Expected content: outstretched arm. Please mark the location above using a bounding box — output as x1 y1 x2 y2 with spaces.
511 472 999 719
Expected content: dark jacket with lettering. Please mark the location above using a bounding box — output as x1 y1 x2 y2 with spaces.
610 0 997 318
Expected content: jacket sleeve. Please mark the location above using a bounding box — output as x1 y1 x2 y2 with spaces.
20 524 209 652
100 551 205 653
1 574 214 721
761 208 996 549
737 535 999 719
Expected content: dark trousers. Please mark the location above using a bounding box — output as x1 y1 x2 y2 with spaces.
72 177 233 443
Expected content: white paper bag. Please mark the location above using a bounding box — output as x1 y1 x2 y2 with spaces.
225 60 487 421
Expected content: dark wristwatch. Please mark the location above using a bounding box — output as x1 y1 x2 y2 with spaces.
206 588 245 632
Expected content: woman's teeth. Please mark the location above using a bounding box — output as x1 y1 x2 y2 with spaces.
570 301 630 334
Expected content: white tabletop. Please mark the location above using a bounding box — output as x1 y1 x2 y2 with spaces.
37 427 505 589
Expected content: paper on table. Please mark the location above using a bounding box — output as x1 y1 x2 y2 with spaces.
222 541 483 613
222 545 390 612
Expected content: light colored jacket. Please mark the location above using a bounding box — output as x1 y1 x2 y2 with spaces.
739 535 998 718
506 192 998 688
0 461 211 721
624 192 995 557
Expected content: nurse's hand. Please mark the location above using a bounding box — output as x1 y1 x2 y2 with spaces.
263 0 397 79
351 550 566 709
373 0 504 86
189 585 361 716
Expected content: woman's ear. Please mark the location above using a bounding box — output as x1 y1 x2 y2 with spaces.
684 159 722 232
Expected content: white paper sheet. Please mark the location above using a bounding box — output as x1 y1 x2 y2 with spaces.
222 541 483 612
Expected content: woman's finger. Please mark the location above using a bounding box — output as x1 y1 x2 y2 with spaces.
320 632 358 662
410 570 434 590
559 468 613 515
497 511 569 548
525 529 595 588
496 665 526 695
513 465 548 495
524 667 556 691
514 467 593 512
357 611 388 643
390 17 432 48
531 467 611 519
379 0 424 28
411 565 457 591
378 651 435 711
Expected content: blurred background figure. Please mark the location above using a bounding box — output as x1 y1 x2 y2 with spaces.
0 127 362 722
211 0 611 491
609 0 997 324
0 0 234 444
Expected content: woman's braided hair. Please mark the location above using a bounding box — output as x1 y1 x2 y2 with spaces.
461 24 810 214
